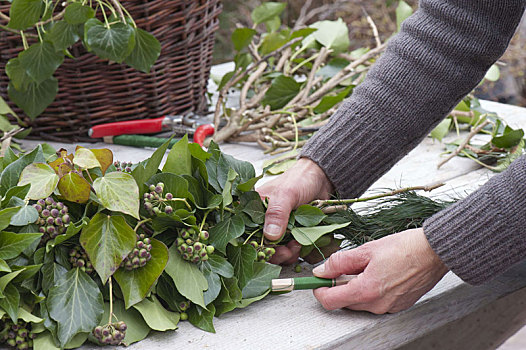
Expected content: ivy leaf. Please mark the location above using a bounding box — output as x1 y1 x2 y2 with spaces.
86 20 136 63
80 213 136 283
164 245 208 309
201 263 221 306
188 304 216 333
5 58 31 92
133 295 179 331
0 259 10 273
18 163 59 199
0 284 20 322
47 268 104 347
259 31 289 55
19 42 64 84
74 147 102 169
125 27 161 73
491 128 524 149
310 19 350 53
93 172 140 219
98 299 150 345
113 238 168 308
262 75 301 110
1 185 30 209
64 3 95 25
0 232 41 260
240 191 265 224
231 28 257 51
207 254 234 278
313 86 353 114
8 78 58 119
227 244 257 290
48 21 80 51
208 214 245 254
163 135 192 176
10 204 39 226
241 262 281 299
430 118 452 142
213 277 242 316
90 148 113 175
294 205 327 227
291 222 350 245
396 0 413 31
57 171 91 203
0 145 45 195
8 0 43 30
41 262 68 293
221 168 238 207
0 208 23 231
251 2 286 25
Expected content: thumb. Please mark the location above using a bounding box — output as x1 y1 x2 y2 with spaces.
313 248 370 278
263 195 295 241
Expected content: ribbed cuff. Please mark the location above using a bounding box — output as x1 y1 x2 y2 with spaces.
423 156 526 285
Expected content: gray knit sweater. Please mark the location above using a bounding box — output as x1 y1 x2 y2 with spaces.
301 0 526 285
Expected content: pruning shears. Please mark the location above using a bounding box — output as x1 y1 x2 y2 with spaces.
88 112 215 146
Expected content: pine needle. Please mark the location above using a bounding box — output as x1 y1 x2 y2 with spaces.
325 191 456 247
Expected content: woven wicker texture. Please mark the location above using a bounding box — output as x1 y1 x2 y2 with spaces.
0 0 221 142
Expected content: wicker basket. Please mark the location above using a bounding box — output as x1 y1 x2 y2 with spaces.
0 0 221 142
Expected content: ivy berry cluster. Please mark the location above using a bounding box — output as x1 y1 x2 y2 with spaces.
113 161 133 173
0 316 37 350
93 321 127 346
143 182 176 215
69 246 95 274
33 197 70 243
120 234 153 270
178 300 191 321
175 228 214 263
248 241 276 262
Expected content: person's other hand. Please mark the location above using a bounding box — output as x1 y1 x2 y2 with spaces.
312 228 449 314
256 158 333 264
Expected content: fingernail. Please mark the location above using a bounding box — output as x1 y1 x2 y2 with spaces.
313 264 325 275
264 224 282 240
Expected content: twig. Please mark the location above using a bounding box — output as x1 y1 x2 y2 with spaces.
0 11 10 23
311 183 445 207
240 62 267 111
294 0 314 29
299 47 329 102
361 6 381 48
437 119 490 169
305 43 387 105
321 205 348 214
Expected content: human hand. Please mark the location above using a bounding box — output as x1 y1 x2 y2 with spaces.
256 158 333 264
312 228 449 314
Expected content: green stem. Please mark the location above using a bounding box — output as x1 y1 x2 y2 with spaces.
312 183 445 207
199 210 210 232
108 276 114 324
20 31 28 50
289 52 319 75
134 218 151 232
243 228 261 245
172 198 192 211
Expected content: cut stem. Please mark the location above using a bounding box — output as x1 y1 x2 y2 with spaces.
312 183 445 207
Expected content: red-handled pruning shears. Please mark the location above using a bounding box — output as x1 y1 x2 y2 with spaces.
88 113 215 147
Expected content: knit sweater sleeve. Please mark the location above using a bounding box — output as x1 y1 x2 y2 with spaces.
300 0 526 284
